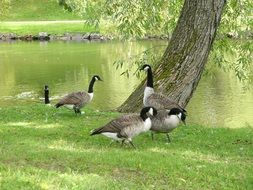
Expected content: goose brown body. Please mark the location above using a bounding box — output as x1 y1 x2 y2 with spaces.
55 75 102 114
55 91 91 109
150 108 186 142
91 114 148 139
145 93 186 112
150 109 181 133
91 107 157 147
141 64 186 113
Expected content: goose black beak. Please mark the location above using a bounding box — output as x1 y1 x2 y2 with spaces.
99 79 103 81
182 120 186 126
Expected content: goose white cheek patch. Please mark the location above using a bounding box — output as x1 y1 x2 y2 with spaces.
178 113 182 119
95 77 98 80
144 66 149 71
149 108 154 115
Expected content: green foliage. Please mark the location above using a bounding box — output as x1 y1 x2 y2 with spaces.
63 0 252 38
209 0 253 87
58 0 73 12
61 0 183 37
64 0 252 86
0 104 253 189
220 0 252 36
0 0 11 19
58 0 88 17
113 44 166 78
210 39 253 88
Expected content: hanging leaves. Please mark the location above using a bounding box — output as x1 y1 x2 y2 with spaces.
0 0 11 19
60 0 253 86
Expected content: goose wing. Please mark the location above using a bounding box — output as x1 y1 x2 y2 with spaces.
150 109 168 127
91 114 141 137
150 109 170 132
147 93 186 112
150 109 169 120
57 91 90 106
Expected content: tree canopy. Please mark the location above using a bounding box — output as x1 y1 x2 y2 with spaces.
0 0 10 19
61 0 252 37
62 0 252 87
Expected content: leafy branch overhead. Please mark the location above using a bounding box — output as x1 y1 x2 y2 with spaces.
113 45 167 78
61 0 252 86
0 0 11 19
60 0 252 37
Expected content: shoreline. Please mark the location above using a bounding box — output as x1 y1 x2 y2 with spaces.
0 32 112 41
0 32 171 42
0 32 251 42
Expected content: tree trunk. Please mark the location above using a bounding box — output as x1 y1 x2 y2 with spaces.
118 0 226 112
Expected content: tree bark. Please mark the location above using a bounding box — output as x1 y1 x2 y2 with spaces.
118 0 226 112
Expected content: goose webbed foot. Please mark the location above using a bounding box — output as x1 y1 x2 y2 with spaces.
74 107 81 115
166 133 171 143
77 109 82 114
151 132 154 141
129 141 136 149
120 139 136 149
121 139 125 147
74 107 78 115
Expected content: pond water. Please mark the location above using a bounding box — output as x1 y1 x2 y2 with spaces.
0 40 252 128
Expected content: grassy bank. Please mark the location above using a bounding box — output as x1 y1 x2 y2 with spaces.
0 104 252 189
3 0 81 21
0 0 97 35
0 21 96 35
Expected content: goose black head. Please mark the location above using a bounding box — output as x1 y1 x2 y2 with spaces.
93 75 103 81
140 64 152 71
168 108 187 125
141 106 157 116
140 107 157 121
148 107 157 116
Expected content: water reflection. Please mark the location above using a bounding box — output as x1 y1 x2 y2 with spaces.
0 40 252 128
187 70 253 128
0 40 163 109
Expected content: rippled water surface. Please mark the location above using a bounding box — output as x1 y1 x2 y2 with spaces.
0 40 252 128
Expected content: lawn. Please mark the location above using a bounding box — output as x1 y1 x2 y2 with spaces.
0 21 96 35
0 0 97 35
0 104 252 189
3 0 81 21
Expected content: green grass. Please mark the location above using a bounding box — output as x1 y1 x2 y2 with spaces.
0 104 252 189
3 0 81 21
0 21 96 35
0 0 97 35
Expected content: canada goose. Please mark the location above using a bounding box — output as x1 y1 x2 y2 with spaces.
55 75 102 114
90 107 157 148
140 64 186 112
150 108 186 142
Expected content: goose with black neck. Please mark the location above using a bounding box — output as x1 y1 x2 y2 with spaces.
150 108 186 142
55 75 102 114
140 64 186 112
90 107 157 148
